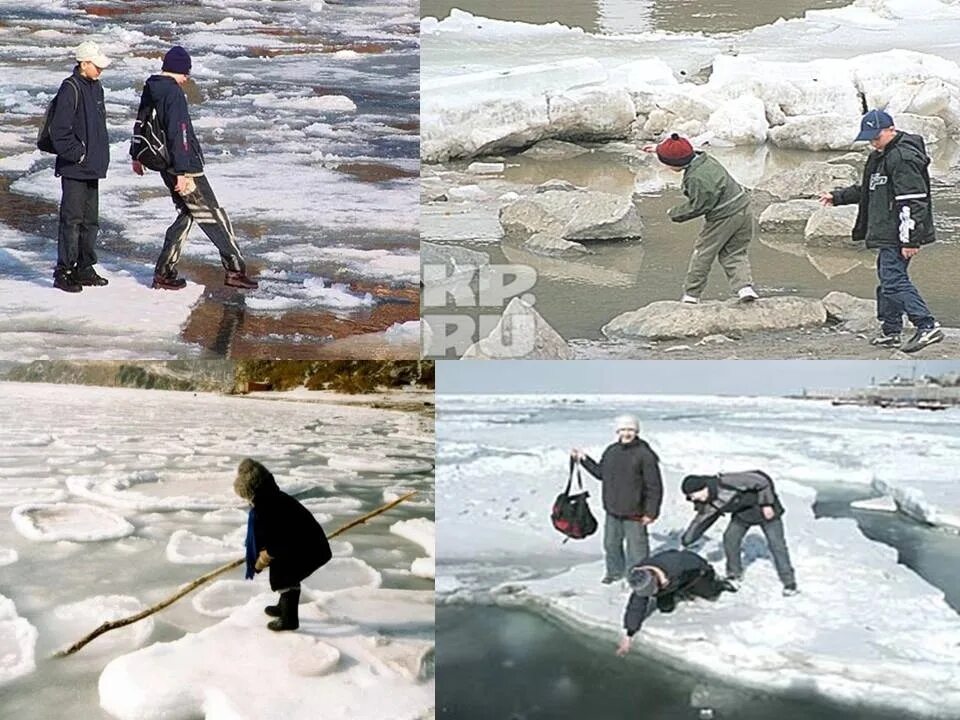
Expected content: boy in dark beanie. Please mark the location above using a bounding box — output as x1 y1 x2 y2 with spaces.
131 45 259 290
680 471 797 597
234 458 332 631
651 134 758 304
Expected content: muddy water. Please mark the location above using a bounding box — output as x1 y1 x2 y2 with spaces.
422 0 850 33
422 143 960 342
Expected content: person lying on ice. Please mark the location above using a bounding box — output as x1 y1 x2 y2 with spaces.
616 549 736 656
234 458 332 631
680 471 798 597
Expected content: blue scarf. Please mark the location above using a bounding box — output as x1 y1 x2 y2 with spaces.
244 508 257 580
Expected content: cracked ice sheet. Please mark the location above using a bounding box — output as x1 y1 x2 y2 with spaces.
98 591 434 720
491 481 960 718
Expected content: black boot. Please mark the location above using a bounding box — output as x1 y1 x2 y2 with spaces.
152 271 187 290
77 266 108 286
225 270 259 290
267 588 299 631
264 599 281 617
53 267 82 293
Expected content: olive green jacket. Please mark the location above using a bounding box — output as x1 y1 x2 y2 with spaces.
668 152 749 223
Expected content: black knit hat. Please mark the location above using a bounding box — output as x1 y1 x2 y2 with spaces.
162 45 192 75
656 133 695 167
681 475 713 497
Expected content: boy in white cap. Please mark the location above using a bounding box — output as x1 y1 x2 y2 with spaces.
571 414 663 584
48 41 111 292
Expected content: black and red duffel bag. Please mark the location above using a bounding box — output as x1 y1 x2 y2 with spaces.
551 458 598 542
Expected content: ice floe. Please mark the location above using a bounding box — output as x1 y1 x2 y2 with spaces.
47 595 154 657
11 503 134 542
390 518 436 580
98 592 433 720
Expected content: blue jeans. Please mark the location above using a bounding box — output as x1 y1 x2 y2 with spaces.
603 514 649 579
876 247 935 335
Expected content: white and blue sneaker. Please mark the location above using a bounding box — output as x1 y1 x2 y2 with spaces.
901 323 944 354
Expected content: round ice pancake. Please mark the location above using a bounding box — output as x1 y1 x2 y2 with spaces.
47 595 154 657
0 548 19 566
11 503 134 542
166 529 243 564
193 580 267 618
304 557 382 593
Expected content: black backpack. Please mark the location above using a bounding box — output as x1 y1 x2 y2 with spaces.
37 78 79 154
551 459 598 542
130 102 170 172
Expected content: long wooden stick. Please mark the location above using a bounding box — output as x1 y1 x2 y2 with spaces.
55 491 418 657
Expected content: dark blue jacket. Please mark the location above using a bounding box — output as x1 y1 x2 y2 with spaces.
50 66 110 180
133 74 204 175
253 486 332 591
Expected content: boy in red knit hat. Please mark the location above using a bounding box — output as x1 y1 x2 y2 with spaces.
650 134 758 304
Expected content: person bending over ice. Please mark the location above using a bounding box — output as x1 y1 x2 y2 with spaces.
234 458 332 631
680 471 797 597
617 549 736 656
647 134 759 304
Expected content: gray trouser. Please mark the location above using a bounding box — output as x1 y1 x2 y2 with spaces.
603 514 649 579
684 208 754 298
156 172 245 276
723 517 795 587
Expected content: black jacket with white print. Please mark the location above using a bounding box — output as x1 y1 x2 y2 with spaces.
831 131 935 249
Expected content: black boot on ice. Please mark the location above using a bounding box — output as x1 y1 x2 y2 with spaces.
267 588 300 631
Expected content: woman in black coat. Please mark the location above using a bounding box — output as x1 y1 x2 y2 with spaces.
234 458 332 631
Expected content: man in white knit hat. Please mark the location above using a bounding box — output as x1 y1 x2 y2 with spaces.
571 414 663 584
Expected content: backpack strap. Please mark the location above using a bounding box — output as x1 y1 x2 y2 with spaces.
65 77 79 114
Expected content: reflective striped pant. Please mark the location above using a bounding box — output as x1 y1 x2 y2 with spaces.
155 173 245 277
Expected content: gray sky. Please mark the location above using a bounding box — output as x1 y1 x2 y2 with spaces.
437 360 960 395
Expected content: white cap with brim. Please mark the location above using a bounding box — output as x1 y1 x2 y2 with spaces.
76 41 111 69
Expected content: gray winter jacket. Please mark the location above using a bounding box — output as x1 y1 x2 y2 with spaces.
680 470 784 546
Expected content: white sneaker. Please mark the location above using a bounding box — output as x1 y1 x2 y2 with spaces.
681 294 700 304
737 286 759 303
782 585 799 597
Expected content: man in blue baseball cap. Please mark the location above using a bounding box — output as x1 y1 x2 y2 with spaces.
820 109 942 353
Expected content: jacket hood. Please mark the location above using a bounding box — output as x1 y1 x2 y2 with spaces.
234 458 279 501
887 131 929 165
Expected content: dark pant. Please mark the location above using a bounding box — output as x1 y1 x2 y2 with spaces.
876 247 935 334
658 566 724 613
57 177 99 271
603 514 649 579
723 517 796 587
156 173 245 277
